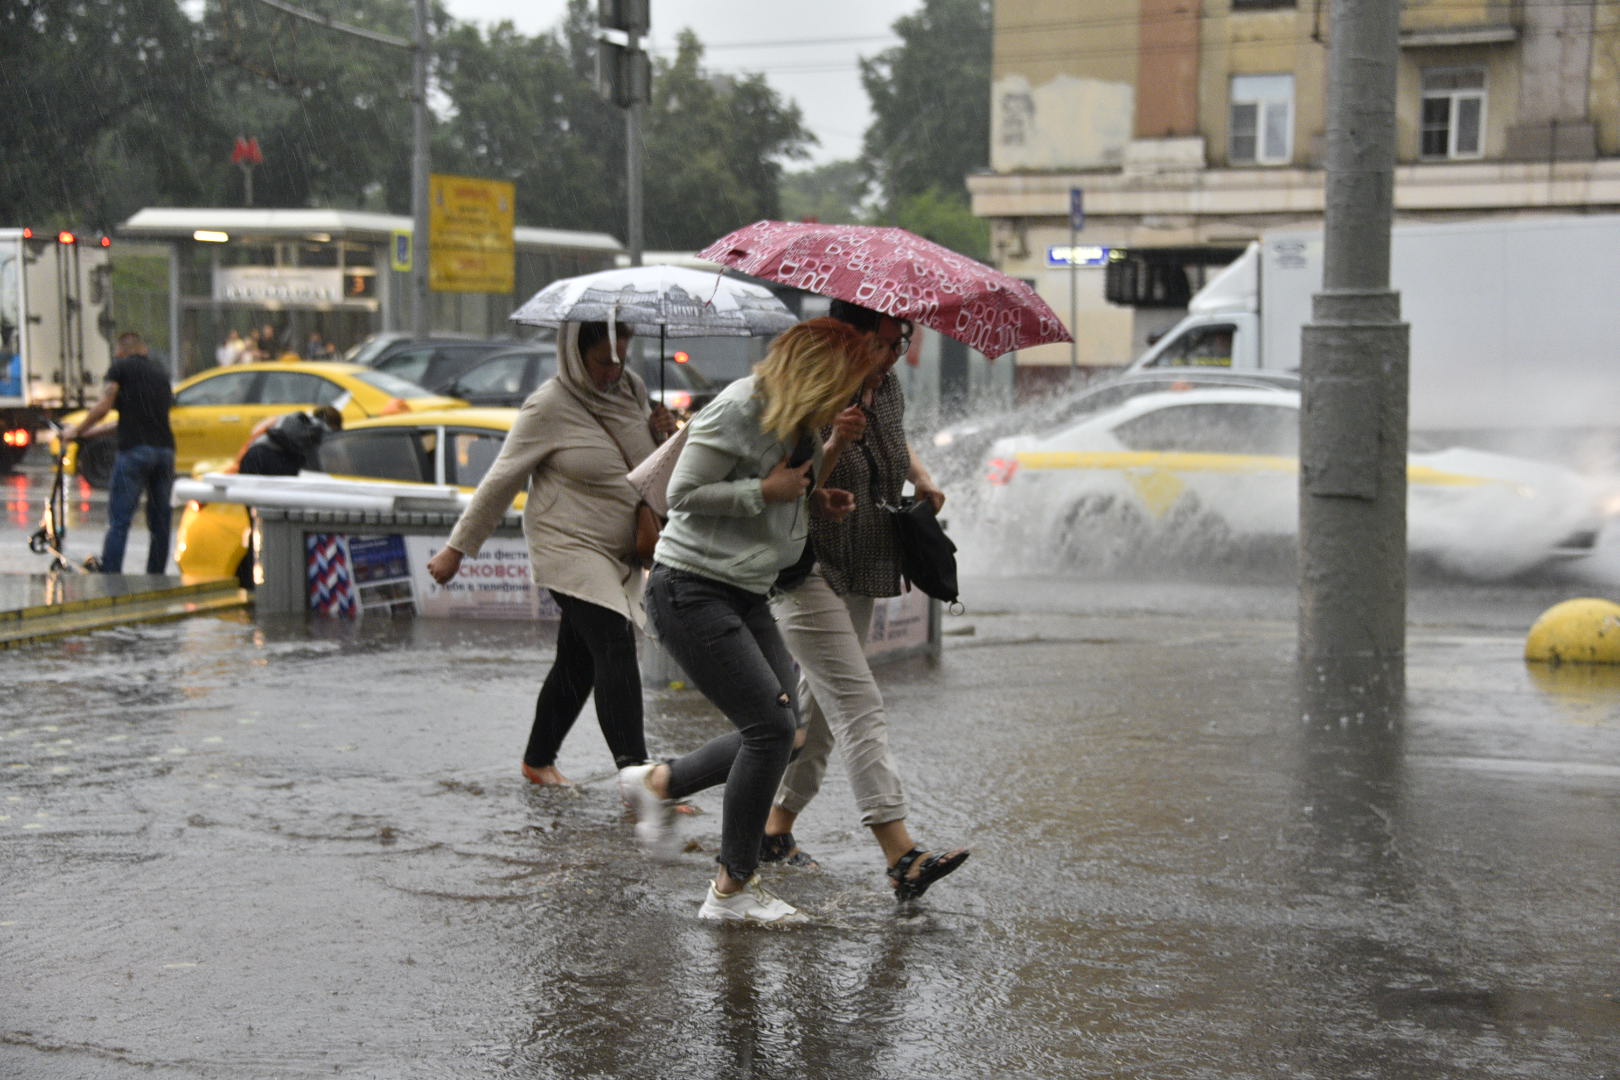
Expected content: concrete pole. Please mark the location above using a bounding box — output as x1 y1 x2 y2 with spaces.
1068 223 1078 380
625 29 645 268
1298 0 1410 712
410 0 431 337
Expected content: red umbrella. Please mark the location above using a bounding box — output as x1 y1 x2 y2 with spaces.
696 220 1072 360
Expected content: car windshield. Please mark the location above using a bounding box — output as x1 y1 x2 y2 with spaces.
343 336 400 366
352 369 443 399
634 352 717 392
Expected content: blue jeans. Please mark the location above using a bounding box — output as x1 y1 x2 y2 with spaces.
645 564 799 882
102 444 175 574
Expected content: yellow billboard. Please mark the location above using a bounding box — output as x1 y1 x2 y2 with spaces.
429 174 515 294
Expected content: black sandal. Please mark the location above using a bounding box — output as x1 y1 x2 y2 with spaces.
887 846 969 902
760 831 819 869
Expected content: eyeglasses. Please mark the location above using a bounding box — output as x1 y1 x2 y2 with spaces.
880 334 912 357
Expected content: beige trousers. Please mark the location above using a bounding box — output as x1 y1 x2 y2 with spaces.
769 567 907 826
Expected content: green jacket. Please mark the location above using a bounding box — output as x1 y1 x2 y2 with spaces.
653 376 822 595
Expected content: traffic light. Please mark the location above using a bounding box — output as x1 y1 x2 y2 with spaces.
598 0 648 34
596 40 651 107
596 0 649 107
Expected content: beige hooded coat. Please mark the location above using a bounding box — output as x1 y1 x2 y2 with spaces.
446 323 658 624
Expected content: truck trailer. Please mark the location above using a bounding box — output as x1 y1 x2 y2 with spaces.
0 228 115 473
1125 215 1620 458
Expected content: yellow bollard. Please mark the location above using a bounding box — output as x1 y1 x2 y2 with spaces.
1524 597 1620 665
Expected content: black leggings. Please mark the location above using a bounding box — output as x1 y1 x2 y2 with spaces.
525 591 648 771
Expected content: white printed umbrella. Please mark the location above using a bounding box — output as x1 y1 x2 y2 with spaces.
510 264 796 395
511 264 797 337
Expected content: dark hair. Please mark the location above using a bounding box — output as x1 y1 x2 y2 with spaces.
312 405 344 431
577 321 634 355
827 299 912 338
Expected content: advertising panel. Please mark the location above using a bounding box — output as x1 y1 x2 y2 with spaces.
429 173 516 294
863 589 933 658
306 533 558 620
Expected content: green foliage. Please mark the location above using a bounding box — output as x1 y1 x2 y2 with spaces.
858 0 991 216
780 160 872 226
199 0 433 213
0 0 221 231
0 0 817 251
890 186 989 261
640 30 813 250
434 7 623 236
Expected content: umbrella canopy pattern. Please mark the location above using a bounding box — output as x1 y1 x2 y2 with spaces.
697 221 1073 360
510 264 795 338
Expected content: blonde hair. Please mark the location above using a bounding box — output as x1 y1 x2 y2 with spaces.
754 318 875 443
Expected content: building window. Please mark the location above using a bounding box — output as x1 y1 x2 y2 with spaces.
1420 67 1485 159
1229 74 1294 165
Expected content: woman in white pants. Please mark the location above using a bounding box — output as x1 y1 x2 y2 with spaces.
763 300 969 903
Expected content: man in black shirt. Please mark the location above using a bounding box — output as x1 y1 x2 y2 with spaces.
64 331 176 574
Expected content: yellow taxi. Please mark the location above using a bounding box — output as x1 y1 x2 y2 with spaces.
58 361 466 487
175 408 521 583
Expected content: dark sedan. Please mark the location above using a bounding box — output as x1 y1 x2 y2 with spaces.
445 344 718 415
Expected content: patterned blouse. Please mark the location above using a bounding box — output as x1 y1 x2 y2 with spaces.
810 369 907 598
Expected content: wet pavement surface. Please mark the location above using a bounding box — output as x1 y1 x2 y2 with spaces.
3 462 1619 1078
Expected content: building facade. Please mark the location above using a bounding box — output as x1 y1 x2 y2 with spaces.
970 0 1620 394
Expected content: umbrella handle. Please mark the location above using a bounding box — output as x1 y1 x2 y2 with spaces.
659 326 666 398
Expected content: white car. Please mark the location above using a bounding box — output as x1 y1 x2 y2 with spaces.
981 388 1604 577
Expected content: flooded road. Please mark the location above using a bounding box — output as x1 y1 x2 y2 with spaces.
3 463 1619 1078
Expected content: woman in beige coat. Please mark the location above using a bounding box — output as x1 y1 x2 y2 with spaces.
428 321 675 785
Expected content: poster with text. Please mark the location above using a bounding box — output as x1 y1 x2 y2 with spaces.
403 535 559 620
864 588 932 658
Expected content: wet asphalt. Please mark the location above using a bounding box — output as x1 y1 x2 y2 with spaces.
3 464 1619 1079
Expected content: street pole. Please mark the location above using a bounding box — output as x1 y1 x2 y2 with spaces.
625 25 644 269
1298 0 1409 714
1068 186 1082 381
1068 222 1077 380
410 0 431 337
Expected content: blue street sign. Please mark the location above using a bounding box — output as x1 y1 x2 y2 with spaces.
391 230 412 272
1069 187 1084 232
1047 244 1111 268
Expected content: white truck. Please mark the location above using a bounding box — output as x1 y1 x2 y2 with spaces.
0 228 115 473
1125 215 1620 456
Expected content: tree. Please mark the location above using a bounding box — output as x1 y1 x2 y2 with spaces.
640 30 814 250
437 9 814 248
858 0 992 254
434 6 623 236
891 186 988 261
780 160 871 226
197 0 435 213
0 0 221 229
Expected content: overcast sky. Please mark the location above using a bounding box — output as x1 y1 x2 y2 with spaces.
437 0 920 166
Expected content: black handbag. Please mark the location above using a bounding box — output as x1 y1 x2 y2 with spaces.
857 440 960 605
885 494 960 604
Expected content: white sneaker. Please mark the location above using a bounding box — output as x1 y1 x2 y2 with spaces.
617 763 677 861
698 875 808 924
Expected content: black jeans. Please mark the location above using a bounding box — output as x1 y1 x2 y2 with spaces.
526 591 647 771
645 564 799 882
